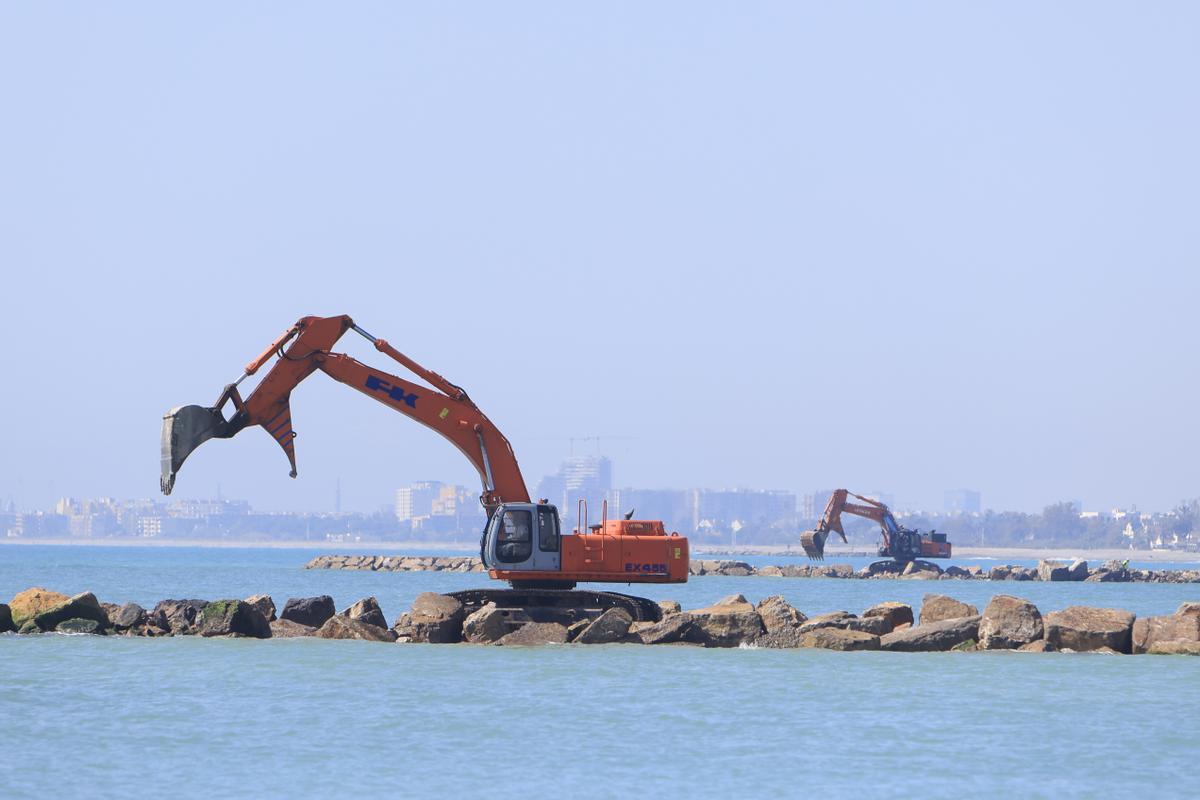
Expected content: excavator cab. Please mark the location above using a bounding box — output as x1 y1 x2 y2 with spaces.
482 503 562 575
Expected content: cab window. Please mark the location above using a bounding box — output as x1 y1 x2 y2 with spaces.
495 509 532 563
538 507 559 552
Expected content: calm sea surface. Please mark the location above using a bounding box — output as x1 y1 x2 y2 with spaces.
2 545 1197 799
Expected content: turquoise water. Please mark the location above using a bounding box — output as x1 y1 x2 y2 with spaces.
2 546 1198 799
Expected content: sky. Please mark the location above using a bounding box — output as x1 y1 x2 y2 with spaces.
1 4 1197 515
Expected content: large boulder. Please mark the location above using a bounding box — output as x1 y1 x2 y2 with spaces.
919 594 979 625
796 611 857 635
880 616 981 652
244 594 276 622
687 596 763 647
394 593 465 643
658 600 682 617
315 616 396 642
269 618 317 638
0 603 12 633
757 627 806 648
110 603 147 631
756 596 806 634
1037 560 1087 582
575 608 633 645
979 595 1043 650
1178 602 1200 617
151 599 210 634
9 587 70 629
341 597 387 631
862 602 914 634
637 613 697 645
1131 612 1200 654
1146 640 1200 655
280 595 336 629
901 561 943 579
56 618 102 634
845 616 891 636
800 628 881 651
1044 606 1136 653
33 592 110 632
462 603 509 644
1088 560 1131 582
814 564 854 579
198 599 271 638
495 622 569 646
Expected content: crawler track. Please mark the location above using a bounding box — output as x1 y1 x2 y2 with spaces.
446 588 662 625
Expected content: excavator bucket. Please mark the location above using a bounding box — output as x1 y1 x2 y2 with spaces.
160 400 299 495
160 405 232 495
800 529 829 561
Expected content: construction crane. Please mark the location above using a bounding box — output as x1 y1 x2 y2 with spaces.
160 314 688 621
800 489 951 566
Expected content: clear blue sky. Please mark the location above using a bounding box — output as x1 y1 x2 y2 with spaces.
2 4 1197 514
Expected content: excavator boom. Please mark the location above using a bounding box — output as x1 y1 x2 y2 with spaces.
160 315 529 512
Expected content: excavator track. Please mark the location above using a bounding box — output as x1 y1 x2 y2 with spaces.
447 588 663 629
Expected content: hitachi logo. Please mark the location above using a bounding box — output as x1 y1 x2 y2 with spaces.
365 375 418 408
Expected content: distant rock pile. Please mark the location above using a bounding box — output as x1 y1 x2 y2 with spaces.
306 555 484 572
6 585 1198 654
304 554 1200 583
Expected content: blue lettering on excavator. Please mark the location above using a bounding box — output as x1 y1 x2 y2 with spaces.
365 375 418 408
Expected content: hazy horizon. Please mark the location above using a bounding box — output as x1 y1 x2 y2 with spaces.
3 5 1198 515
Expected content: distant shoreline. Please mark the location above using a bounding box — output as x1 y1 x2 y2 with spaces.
1 538 1198 563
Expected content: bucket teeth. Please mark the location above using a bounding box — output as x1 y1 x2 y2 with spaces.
800 530 827 561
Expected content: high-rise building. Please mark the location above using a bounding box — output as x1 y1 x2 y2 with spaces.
535 455 615 531
944 489 982 514
616 488 693 533
395 481 444 522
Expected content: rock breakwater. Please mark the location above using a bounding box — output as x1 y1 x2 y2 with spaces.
6 585 1199 655
304 554 1200 583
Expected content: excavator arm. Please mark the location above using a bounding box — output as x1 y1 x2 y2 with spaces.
160 314 530 513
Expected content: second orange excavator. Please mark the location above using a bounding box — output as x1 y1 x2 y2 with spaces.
160 314 688 622
800 489 951 567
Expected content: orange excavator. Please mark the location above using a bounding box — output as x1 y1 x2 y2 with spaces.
160 314 688 621
800 489 951 566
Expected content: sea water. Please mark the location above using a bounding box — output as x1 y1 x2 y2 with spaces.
1 545 1197 799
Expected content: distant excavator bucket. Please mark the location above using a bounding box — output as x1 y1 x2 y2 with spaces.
160 405 234 495
801 529 829 561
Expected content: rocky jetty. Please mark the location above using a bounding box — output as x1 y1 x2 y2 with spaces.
306 555 484 573
6 585 1199 655
303 554 1200 583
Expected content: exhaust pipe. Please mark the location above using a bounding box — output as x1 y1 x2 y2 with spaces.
160 405 236 495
